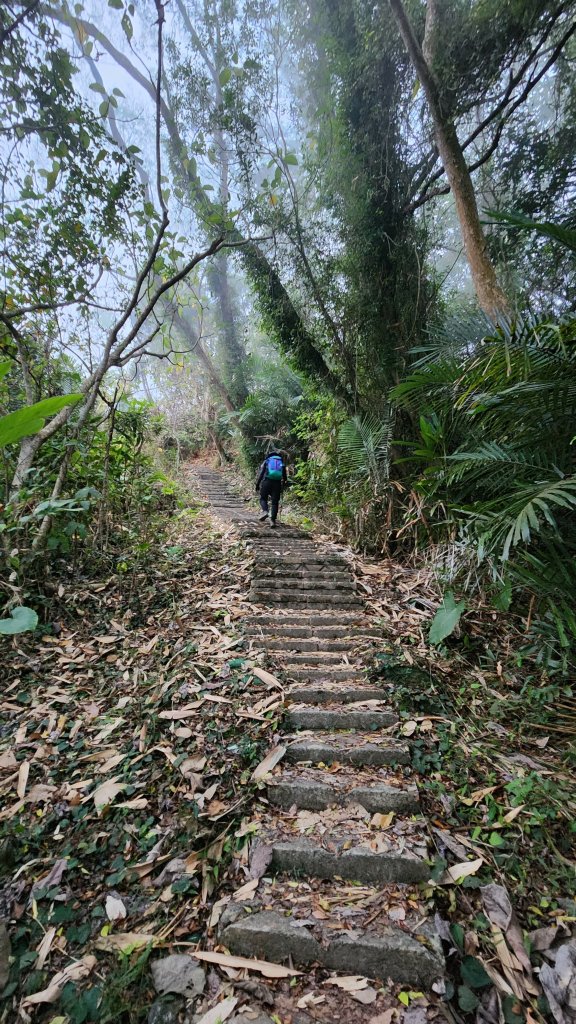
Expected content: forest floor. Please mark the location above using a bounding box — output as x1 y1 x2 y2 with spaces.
0 461 574 1024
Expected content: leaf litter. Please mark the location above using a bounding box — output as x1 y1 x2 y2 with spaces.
0 504 285 1020
2 470 575 1023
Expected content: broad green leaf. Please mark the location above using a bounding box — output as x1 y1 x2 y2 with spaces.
429 591 466 645
0 360 12 381
458 986 479 1012
460 955 491 989
0 394 82 448
219 67 232 87
450 923 465 951
0 606 38 636
108 0 123 8
284 153 298 166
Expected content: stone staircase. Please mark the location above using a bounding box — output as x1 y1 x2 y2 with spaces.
192 468 443 994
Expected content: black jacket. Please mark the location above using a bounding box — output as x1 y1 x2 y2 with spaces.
256 453 288 488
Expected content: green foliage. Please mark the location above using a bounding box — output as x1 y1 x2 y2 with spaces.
236 356 305 467
429 591 467 646
0 607 38 636
0 391 82 447
0 395 173 619
337 413 391 485
0 6 140 313
487 210 576 254
393 308 576 665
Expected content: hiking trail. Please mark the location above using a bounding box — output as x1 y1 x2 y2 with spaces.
192 467 444 1015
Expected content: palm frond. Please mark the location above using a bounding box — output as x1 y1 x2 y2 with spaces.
486 210 576 254
337 412 392 483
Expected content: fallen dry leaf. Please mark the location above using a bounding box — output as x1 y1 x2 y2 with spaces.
0 751 17 770
193 950 301 978
439 857 484 884
460 785 499 806
17 760 30 799
369 1010 396 1024
297 993 326 1008
251 745 286 781
95 932 157 952
251 666 282 688
194 996 238 1024
371 811 394 829
35 927 56 971
249 843 273 879
105 894 127 921
233 878 259 901
352 987 378 1004
323 975 370 992
21 955 96 1006
92 778 127 814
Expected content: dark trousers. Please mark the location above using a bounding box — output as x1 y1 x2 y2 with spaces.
259 478 282 520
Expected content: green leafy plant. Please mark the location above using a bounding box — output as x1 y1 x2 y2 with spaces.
393 310 576 665
429 591 467 645
0 606 38 635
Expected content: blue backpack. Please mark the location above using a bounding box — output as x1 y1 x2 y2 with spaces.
266 455 284 480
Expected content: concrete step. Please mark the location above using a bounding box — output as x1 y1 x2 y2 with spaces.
250 593 361 605
287 684 387 704
254 555 346 568
240 529 309 540
253 568 352 582
262 637 357 652
245 612 364 628
267 838 427 885
287 708 396 730
284 666 365 681
268 777 419 813
246 624 380 640
279 651 360 666
251 577 355 593
245 541 319 550
251 595 362 610
220 911 442 987
285 733 410 766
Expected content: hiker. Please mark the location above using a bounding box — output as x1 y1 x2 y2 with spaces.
255 450 287 528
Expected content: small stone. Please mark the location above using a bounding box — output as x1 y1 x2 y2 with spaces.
218 902 250 933
151 954 206 997
148 996 185 1024
229 1015 275 1024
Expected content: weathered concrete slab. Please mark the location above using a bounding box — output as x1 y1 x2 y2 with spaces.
268 778 420 814
279 651 356 665
283 666 365 681
287 708 396 730
285 737 410 766
251 580 354 591
270 838 428 884
287 684 387 704
251 594 362 610
221 911 442 987
245 616 367 632
263 637 358 652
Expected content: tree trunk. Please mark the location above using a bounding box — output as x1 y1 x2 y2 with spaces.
389 0 511 321
206 255 248 404
11 435 42 496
